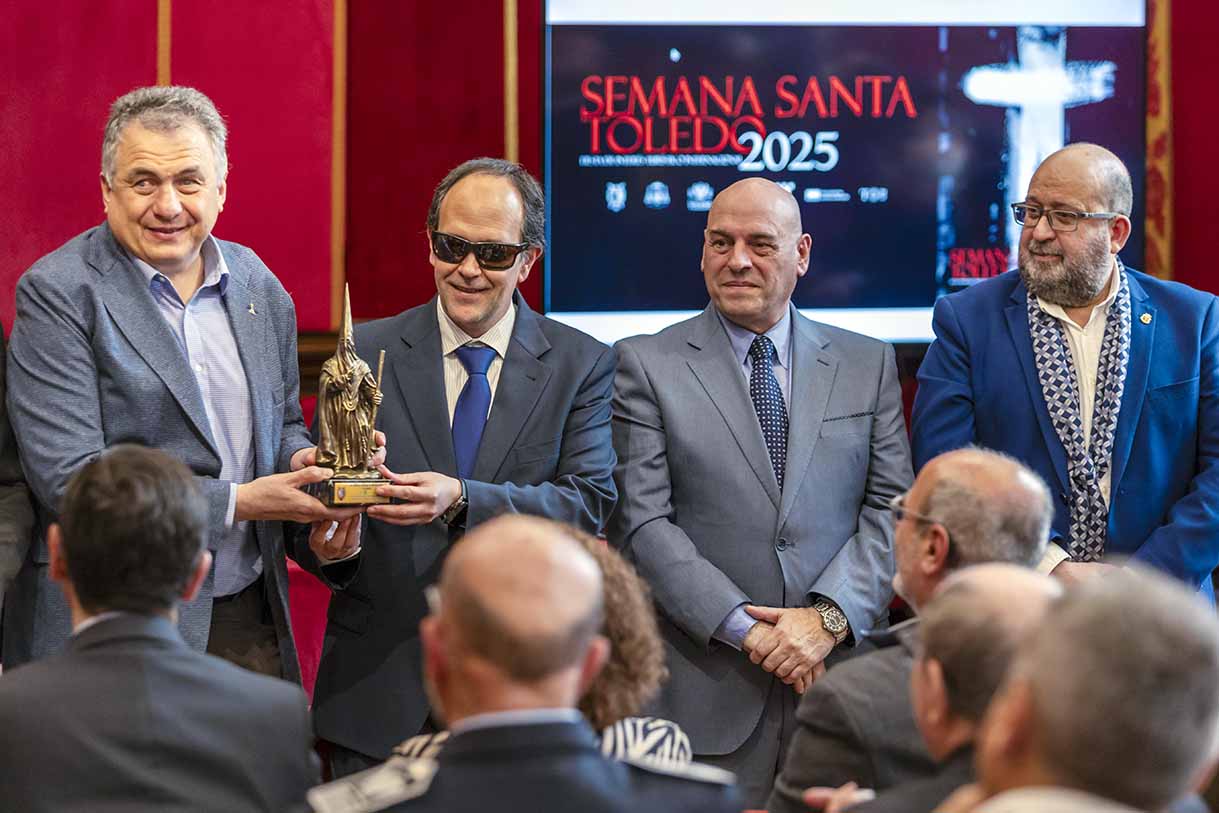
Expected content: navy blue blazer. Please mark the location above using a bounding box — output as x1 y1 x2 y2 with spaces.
912 267 1219 590
301 294 617 759
381 720 740 813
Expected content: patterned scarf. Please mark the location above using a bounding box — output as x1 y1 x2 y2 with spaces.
1026 261 1131 561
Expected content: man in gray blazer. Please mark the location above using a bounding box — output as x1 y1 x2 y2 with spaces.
301 158 617 777
0 445 318 812
3 86 356 679
609 178 912 806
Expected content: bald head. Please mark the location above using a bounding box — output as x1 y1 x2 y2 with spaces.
918 564 1061 723
710 178 803 234
1034 143 1132 217
440 515 604 681
917 447 1052 569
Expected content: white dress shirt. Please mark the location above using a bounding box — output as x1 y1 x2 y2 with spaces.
437 300 517 424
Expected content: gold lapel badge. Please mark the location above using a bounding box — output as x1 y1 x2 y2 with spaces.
248 302 258 316
1140 313 1152 325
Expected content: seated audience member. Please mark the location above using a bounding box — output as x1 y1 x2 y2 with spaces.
308 515 739 813
958 567 1219 813
805 565 1061 813
768 447 1052 813
394 525 690 767
0 445 318 812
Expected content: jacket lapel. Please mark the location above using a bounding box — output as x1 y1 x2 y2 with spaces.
93 227 218 458
1004 284 1070 499
217 245 274 476
1109 274 1155 494
778 309 836 529
474 297 551 482
685 306 781 510
393 300 458 475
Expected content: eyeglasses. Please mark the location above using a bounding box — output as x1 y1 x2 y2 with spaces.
1011 202 1122 233
889 492 938 524
431 231 530 271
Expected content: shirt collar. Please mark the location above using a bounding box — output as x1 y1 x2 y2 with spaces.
131 236 230 299
71 610 131 637
437 298 517 359
716 306 792 369
1036 259 1121 328
449 707 582 736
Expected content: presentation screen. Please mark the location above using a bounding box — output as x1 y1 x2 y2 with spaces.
543 1 1146 342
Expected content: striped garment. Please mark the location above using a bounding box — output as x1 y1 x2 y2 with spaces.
393 716 692 770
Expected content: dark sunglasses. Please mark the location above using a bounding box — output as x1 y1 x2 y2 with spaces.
431 231 530 271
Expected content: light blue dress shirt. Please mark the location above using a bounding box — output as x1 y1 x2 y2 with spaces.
711 308 793 649
132 238 259 597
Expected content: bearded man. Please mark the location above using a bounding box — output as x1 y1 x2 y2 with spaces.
911 143 1219 595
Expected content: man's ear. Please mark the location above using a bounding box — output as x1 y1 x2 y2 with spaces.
515 246 543 287
984 678 1036 763
99 174 112 213
48 524 68 584
922 524 952 579
1109 215 1132 253
181 550 212 603
576 634 611 698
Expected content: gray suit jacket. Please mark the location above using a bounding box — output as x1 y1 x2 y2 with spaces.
3 224 312 679
609 304 912 755
301 295 617 759
768 623 935 813
0 614 317 812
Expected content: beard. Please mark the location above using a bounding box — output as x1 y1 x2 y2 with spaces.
1019 234 1113 307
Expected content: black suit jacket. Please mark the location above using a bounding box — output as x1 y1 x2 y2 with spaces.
385 720 740 812
301 295 617 758
769 621 936 813
851 746 974 813
0 614 317 812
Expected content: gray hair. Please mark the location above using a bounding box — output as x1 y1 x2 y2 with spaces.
922 448 1052 569
918 579 1025 723
101 86 228 184
426 158 546 250
1014 568 1219 810
1059 142 1133 216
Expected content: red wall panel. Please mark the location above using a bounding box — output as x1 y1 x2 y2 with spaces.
345 0 511 320
0 1 156 330
1171 0 1219 294
172 1 336 330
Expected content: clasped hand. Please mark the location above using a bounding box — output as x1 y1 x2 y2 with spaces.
741 605 835 695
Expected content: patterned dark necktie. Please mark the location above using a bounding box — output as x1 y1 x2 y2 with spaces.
748 335 789 490
452 345 498 479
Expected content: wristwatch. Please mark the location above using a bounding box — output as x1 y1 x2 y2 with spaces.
441 479 469 528
813 599 850 645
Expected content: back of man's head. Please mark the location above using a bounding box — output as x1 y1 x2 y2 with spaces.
433 515 605 698
984 568 1219 809
923 447 1051 569
57 444 208 615
917 565 1060 727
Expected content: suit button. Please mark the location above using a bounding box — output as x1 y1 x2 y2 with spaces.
776 538 788 551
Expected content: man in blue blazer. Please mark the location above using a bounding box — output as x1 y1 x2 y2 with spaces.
301 159 617 777
913 143 1219 593
4 86 356 678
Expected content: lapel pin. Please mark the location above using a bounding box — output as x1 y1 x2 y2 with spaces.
1140 313 1152 325
248 302 258 316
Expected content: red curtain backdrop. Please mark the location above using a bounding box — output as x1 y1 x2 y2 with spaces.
0 1 157 330
1170 0 1219 291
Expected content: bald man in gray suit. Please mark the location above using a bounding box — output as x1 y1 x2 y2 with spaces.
609 179 913 807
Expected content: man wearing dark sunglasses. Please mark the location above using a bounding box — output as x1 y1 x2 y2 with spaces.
305 158 617 779
913 143 1219 599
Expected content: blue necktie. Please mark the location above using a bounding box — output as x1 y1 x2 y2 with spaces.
749 335 788 490
452 345 498 479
